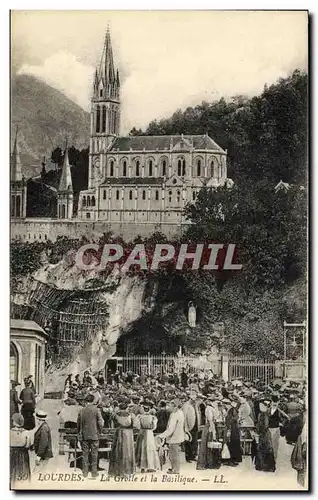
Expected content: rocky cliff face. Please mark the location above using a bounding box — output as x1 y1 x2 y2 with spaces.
11 250 217 392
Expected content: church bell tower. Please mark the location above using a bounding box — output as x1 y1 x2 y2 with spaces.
89 26 120 188
10 126 27 218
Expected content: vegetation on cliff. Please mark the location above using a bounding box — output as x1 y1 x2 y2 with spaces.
11 70 307 357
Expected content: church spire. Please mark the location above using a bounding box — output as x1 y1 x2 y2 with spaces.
58 142 73 192
11 125 22 182
102 23 115 84
94 26 119 100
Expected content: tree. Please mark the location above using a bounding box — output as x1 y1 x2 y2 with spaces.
50 147 63 168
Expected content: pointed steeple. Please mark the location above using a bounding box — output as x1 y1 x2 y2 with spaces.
93 25 120 101
11 126 22 182
93 68 99 91
58 142 73 192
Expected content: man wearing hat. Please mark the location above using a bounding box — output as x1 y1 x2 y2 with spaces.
158 399 185 474
77 393 104 478
34 410 53 470
182 392 200 463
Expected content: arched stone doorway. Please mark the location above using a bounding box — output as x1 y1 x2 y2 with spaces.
10 342 19 382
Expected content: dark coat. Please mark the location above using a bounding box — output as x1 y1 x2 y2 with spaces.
156 408 170 433
77 404 104 441
10 389 19 416
34 421 53 459
19 387 35 407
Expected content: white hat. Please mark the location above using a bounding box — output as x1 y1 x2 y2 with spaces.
35 410 47 420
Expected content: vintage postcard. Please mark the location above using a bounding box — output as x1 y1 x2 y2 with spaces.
10 10 308 491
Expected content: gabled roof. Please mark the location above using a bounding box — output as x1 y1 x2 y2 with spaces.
109 134 226 153
10 319 47 336
275 180 291 192
165 174 186 187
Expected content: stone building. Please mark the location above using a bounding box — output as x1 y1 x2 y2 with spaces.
10 26 232 241
10 319 47 398
77 27 230 226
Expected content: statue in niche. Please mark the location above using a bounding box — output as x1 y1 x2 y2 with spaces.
188 301 197 328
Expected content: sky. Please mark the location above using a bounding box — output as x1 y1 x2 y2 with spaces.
11 10 308 134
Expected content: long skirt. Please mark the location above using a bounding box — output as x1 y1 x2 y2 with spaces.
254 432 276 472
10 447 31 486
135 429 160 471
21 404 35 431
285 415 303 445
228 434 242 463
108 428 136 477
196 426 221 470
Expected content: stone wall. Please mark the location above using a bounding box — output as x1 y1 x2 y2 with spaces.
11 217 186 242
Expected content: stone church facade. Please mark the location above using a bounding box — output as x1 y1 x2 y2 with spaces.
11 27 233 241
77 27 230 225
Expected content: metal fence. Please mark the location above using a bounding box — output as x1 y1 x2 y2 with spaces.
108 354 221 376
228 355 277 385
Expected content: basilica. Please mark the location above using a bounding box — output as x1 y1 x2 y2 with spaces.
76 28 231 226
11 27 233 241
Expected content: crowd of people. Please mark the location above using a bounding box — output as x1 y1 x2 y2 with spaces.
10 367 307 488
10 376 53 486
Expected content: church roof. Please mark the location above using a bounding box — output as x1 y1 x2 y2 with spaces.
100 177 164 186
58 147 73 192
11 126 22 182
109 134 226 153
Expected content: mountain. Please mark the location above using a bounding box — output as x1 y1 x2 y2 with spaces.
11 74 90 179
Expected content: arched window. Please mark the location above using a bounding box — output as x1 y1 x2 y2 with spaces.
213 160 218 178
83 196 86 207
62 204 66 218
87 197 91 207
177 190 181 203
110 160 114 177
193 191 196 201
96 105 100 133
208 160 214 178
197 159 201 177
142 190 146 200
155 190 159 201
129 190 133 200
116 190 120 200
103 190 106 200
11 195 15 217
162 160 166 176
182 159 186 176
16 196 21 217
123 160 127 177
168 190 172 203
102 105 106 133
136 160 140 177
91 196 96 207
148 160 153 176
10 342 18 382
177 159 182 177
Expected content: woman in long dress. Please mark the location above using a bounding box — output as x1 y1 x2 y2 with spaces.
197 396 221 470
254 400 276 472
108 403 140 477
135 404 160 472
10 413 31 487
224 399 242 466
